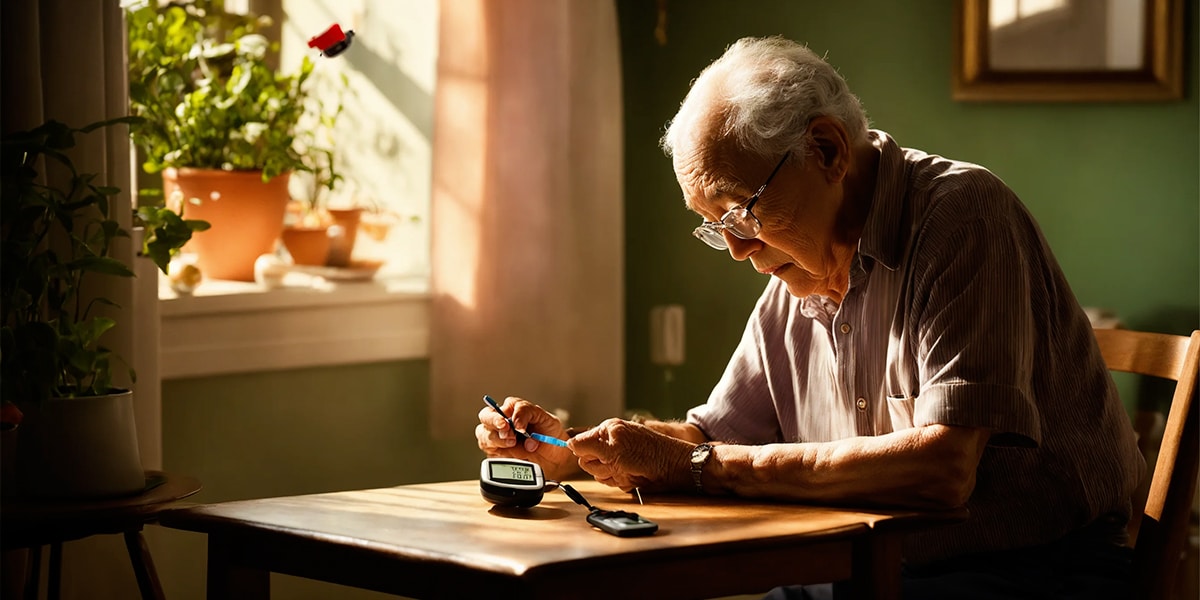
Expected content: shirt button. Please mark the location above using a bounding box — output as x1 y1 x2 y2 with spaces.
839 323 851 334
856 397 867 410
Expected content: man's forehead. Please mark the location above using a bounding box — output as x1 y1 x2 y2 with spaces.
677 142 747 184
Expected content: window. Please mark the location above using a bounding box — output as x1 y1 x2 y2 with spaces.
277 0 435 280
155 0 437 377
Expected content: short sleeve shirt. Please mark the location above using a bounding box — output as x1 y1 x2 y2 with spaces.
686 130 1145 564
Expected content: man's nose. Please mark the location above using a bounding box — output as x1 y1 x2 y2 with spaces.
724 231 758 261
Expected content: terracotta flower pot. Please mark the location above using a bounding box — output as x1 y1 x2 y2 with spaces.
162 168 291 281
327 207 364 267
281 226 333 266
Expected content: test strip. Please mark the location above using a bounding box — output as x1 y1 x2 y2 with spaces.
528 432 569 448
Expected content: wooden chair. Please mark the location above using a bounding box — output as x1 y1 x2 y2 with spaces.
1094 328 1200 600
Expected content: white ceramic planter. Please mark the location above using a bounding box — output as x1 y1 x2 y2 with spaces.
15 390 145 499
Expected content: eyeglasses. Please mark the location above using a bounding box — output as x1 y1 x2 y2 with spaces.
692 152 790 250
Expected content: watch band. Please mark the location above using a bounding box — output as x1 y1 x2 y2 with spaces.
690 442 714 493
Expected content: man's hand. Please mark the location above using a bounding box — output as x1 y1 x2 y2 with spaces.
475 396 577 481
568 418 696 493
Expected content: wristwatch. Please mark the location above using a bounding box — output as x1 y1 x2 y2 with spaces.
690 442 714 493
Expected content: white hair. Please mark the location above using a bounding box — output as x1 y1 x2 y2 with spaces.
661 37 869 167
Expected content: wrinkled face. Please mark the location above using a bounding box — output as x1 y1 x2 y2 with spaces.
675 146 856 303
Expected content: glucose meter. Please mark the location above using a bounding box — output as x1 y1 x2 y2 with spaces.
480 458 546 508
480 458 660 537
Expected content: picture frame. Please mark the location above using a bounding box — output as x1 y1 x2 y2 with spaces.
952 0 1185 102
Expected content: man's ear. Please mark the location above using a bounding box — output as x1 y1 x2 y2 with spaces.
808 117 850 181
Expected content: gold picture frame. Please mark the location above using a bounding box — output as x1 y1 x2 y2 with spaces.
953 0 1185 102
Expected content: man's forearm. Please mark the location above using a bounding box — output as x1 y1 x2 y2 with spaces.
643 419 708 443
703 424 989 509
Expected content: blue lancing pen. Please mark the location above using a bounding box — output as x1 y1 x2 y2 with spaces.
482 395 569 448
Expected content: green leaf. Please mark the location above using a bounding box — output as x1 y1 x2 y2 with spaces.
76 317 117 347
136 205 209 274
78 115 143 133
39 121 75 151
65 256 136 278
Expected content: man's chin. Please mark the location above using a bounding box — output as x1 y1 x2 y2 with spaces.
781 277 815 299
781 275 840 304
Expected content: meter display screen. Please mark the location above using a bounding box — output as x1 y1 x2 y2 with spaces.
488 461 537 485
480 458 545 507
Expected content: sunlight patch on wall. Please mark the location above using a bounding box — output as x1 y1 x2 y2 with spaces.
430 74 488 311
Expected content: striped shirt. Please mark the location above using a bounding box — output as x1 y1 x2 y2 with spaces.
686 130 1145 565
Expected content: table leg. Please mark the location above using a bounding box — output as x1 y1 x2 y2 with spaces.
206 535 269 600
3 549 29 600
124 528 166 600
23 546 40 600
848 532 903 600
48 542 62 600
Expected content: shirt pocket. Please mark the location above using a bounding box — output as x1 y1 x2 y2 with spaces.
886 395 916 431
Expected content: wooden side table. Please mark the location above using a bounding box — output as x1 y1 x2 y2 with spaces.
1 470 202 600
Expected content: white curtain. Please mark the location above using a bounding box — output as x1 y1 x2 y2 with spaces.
1 3 165 598
430 0 625 438
0 0 160 469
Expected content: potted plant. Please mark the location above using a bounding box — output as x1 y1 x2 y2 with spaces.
279 147 339 266
280 69 354 267
1 117 204 498
126 0 315 281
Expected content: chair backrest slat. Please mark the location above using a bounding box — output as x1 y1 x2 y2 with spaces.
1094 328 1200 600
1094 328 1193 380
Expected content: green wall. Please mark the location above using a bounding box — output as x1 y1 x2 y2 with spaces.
617 0 1200 420
160 360 480 502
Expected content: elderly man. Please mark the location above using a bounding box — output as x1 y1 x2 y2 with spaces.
477 36 1143 598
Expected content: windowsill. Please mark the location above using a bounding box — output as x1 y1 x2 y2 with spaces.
158 271 431 380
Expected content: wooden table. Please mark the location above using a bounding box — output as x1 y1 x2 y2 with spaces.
1 470 202 600
160 479 965 600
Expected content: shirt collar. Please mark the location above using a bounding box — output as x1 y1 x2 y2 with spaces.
857 130 907 272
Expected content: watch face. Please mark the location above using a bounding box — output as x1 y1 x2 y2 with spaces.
691 444 711 464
